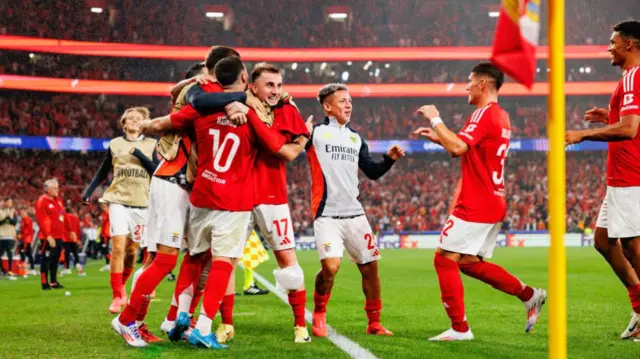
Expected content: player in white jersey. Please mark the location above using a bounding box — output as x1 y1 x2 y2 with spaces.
307 83 405 337
566 20 640 340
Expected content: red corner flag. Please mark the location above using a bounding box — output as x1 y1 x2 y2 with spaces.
490 0 542 89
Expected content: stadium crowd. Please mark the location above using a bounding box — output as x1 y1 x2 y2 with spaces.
0 92 611 139
2 0 636 47
0 52 621 84
0 150 604 237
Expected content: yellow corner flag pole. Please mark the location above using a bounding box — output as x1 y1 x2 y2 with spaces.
548 0 567 358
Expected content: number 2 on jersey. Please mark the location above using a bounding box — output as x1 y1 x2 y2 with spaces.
364 233 376 250
209 129 241 173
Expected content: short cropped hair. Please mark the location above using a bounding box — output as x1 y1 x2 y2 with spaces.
472 62 505 91
44 178 58 190
614 20 640 49
185 62 206 79
317 83 349 104
205 46 240 71
120 107 150 127
251 62 281 83
214 56 245 87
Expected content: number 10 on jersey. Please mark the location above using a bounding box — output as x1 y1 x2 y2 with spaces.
209 129 240 173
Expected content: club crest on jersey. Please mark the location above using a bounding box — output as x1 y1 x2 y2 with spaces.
323 243 331 253
350 134 358 143
171 233 180 242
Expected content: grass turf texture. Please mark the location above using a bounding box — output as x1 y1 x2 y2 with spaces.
0 248 638 358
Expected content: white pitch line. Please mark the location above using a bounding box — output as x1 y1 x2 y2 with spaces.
244 265 378 359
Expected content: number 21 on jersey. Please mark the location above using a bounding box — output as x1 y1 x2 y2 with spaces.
209 129 240 173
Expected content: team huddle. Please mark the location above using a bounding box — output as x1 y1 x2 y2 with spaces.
80 20 640 349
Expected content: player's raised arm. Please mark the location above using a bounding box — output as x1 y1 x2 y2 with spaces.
245 109 306 160
186 84 249 112
82 150 113 202
141 103 202 135
129 147 160 175
169 63 213 101
417 105 470 157
358 140 403 180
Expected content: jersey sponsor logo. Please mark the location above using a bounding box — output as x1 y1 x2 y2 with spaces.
201 169 227 184
115 168 150 179
624 93 635 106
326 144 358 162
621 104 639 112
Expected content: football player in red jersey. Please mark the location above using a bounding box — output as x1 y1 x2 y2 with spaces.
566 20 640 340
141 56 305 349
415 63 546 341
186 62 311 343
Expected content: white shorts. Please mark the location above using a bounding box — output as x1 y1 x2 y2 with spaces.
313 215 380 264
438 215 501 259
252 204 295 252
145 177 190 252
188 204 252 258
109 203 149 243
596 186 640 238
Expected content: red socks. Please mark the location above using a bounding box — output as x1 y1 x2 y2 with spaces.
119 253 178 325
110 272 123 299
628 284 640 313
458 260 533 301
365 299 382 325
122 267 133 285
313 291 331 313
288 290 307 327
190 289 204 316
220 294 235 325
167 305 178 321
434 253 469 332
201 261 233 319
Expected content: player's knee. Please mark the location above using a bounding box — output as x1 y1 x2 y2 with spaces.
274 263 304 291
321 261 341 279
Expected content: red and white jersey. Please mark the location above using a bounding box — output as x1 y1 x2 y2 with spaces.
254 100 309 205
453 102 511 224
171 108 284 211
607 65 640 187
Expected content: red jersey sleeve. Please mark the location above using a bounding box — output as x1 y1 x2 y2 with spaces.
170 104 200 130
278 102 310 140
35 197 51 238
456 106 493 147
620 67 640 117
247 109 286 153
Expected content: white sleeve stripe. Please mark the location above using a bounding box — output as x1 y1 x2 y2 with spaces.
624 67 638 92
470 105 489 124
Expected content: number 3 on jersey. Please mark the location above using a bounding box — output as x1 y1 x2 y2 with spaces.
209 129 240 173
492 143 509 185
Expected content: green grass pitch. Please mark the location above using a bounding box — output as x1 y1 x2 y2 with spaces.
0 248 638 358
